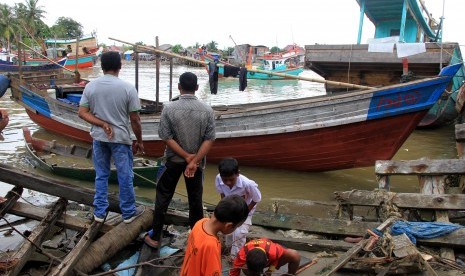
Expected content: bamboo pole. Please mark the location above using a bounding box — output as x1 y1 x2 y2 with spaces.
109 37 373 90
155 36 160 111
19 41 74 73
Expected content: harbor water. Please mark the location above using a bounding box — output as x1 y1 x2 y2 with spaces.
0 62 458 216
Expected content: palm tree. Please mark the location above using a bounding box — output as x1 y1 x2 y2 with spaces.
0 4 18 52
14 0 46 43
207 40 218 52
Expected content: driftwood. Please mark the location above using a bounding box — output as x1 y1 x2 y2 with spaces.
253 212 379 237
49 221 103 276
8 201 113 233
0 186 23 217
75 208 152 273
334 190 465 210
6 198 67 276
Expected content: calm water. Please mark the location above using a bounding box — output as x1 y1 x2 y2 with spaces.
0 62 458 215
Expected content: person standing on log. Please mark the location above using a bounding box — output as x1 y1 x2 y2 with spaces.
144 72 216 249
78 51 145 224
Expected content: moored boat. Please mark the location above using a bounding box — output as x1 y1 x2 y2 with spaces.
8 61 461 172
23 127 159 187
305 0 465 128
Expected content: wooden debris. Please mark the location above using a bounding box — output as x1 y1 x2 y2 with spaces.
392 233 417 258
5 198 67 276
75 208 152 273
0 186 23 217
49 221 103 276
8 201 113 233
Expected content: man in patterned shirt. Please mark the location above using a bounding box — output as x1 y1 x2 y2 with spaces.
145 72 216 249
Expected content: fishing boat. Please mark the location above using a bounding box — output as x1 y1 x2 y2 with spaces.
305 0 465 128
201 48 304 80
23 127 159 187
25 35 99 69
7 60 461 172
0 58 66 73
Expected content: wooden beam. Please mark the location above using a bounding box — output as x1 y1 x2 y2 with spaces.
253 212 379 237
334 190 465 210
8 201 113 233
248 226 353 252
49 221 102 276
0 163 120 212
375 159 465 175
6 198 67 276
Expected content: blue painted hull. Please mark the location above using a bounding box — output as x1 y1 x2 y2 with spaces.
0 74 10 98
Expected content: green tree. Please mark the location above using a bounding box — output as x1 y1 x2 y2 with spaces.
171 44 183 53
270 46 281 53
50 17 83 38
0 4 18 51
14 0 46 41
207 40 218 51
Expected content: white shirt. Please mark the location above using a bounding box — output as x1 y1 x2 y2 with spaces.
215 174 261 224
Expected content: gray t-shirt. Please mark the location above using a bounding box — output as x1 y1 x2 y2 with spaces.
158 94 216 165
80 74 141 145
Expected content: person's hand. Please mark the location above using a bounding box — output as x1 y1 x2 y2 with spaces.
184 153 196 164
133 141 145 155
184 161 198 178
102 123 113 140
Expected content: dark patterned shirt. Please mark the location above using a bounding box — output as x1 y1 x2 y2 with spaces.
158 94 216 165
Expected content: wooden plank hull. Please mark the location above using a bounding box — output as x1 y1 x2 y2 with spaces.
305 43 465 128
9 64 460 172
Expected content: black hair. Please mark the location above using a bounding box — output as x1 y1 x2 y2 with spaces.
214 194 248 225
218 157 239 177
179 72 198 92
101 51 122 72
246 249 268 274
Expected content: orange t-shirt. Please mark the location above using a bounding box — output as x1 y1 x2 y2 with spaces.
180 218 222 276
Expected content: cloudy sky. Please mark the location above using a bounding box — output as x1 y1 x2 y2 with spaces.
3 0 464 49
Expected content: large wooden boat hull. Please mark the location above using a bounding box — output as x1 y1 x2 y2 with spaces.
0 58 67 73
305 43 465 128
9 64 460 172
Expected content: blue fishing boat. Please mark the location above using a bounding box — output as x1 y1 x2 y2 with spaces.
202 49 304 80
305 0 465 128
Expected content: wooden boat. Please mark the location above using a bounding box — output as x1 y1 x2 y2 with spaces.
305 0 465 128
23 127 160 187
0 58 66 73
201 49 304 80
25 35 98 69
8 63 461 172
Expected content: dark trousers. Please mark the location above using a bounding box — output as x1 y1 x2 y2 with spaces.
152 161 204 242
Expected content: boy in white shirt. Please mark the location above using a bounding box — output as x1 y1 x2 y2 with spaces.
215 157 262 260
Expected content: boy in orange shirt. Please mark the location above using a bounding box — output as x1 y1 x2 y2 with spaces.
180 194 249 276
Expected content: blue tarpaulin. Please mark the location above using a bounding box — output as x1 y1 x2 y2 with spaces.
391 221 463 244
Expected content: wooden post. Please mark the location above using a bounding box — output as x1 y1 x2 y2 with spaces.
418 174 455 261
169 57 173 100
456 124 465 191
6 198 67 276
135 45 139 92
155 36 160 111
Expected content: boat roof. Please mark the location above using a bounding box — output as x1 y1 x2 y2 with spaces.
356 0 437 39
45 35 96 44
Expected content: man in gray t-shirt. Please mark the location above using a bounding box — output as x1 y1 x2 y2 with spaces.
144 72 215 249
78 51 145 224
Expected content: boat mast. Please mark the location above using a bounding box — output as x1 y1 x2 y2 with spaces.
439 0 445 69
357 0 366 44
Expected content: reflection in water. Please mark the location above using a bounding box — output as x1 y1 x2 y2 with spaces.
0 63 458 216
